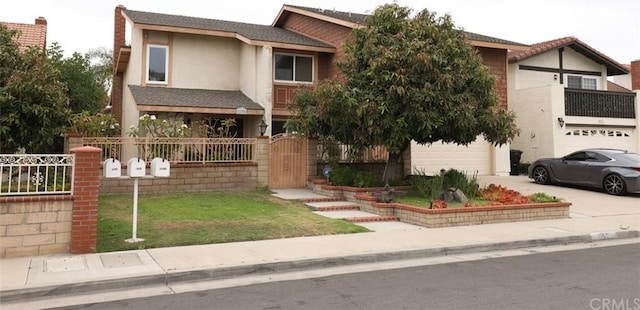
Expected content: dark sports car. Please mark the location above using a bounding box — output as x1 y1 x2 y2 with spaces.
528 148 640 195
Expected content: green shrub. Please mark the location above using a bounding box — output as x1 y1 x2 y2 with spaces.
410 168 443 200
328 165 354 186
441 169 479 198
410 168 479 200
353 170 378 188
529 192 561 203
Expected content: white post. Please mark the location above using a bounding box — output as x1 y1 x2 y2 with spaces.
125 177 144 243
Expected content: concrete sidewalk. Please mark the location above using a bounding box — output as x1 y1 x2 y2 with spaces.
1 176 639 306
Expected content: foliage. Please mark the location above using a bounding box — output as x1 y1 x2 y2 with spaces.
127 114 190 138
288 3 518 183
410 168 478 200
48 43 108 113
69 111 120 136
86 47 113 93
328 165 379 188
0 25 71 153
529 192 561 203
197 118 238 138
97 190 369 252
473 184 531 206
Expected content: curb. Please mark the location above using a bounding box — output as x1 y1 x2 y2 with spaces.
2 230 638 303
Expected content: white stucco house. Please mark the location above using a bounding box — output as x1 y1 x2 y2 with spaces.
507 36 638 164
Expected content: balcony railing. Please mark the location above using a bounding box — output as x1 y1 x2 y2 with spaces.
565 88 636 119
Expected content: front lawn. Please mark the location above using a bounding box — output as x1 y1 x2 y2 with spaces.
97 189 369 252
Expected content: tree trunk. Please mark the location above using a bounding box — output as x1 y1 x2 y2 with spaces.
383 152 403 185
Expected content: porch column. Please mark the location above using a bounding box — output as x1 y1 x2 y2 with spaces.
256 136 269 188
306 138 317 182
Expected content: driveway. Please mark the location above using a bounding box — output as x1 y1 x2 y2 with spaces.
478 175 639 218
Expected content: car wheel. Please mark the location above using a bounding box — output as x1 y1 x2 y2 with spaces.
532 166 550 185
603 174 626 196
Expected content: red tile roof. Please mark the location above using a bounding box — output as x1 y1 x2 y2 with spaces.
0 19 47 50
508 36 628 76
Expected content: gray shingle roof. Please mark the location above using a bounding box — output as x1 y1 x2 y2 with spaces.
123 9 333 48
129 86 264 110
285 5 369 24
462 31 527 47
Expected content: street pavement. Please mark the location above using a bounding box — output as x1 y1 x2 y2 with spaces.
1 175 638 308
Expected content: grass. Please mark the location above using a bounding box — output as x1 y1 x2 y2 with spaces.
97 189 370 252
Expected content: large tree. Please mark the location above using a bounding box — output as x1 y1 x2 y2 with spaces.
0 25 70 153
48 44 109 113
288 4 518 183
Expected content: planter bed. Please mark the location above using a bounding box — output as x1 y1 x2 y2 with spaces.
308 179 571 228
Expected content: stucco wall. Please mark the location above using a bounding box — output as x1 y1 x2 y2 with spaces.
512 47 606 91
509 84 564 163
172 35 240 90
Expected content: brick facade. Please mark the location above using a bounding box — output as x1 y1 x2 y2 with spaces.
631 60 640 91
477 47 509 108
279 13 353 81
110 5 127 125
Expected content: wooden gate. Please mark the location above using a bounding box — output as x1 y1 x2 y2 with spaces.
269 134 308 188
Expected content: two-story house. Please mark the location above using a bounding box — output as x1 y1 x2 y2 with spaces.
507 36 637 163
110 4 528 178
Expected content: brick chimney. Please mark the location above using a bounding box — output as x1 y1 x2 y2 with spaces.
111 5 127 125
35 16 47 26
631 60 640 91
35 17 47 50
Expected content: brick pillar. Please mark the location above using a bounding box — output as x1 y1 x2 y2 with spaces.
70 146 101 254
631 60 640 91
306 138 318 181
256 136 269 188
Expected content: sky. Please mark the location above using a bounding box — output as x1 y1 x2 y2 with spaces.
1 0 638 65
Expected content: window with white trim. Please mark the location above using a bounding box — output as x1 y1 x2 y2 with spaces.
274 54 313 82
567 75 597 90
147 45 168 83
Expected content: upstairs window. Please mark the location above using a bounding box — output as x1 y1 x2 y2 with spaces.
567 75 597 90
274 54 313 83
147 45 168 84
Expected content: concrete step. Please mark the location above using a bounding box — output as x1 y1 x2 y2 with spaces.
345 215 400 223
299 197 345 203
305 201 360 211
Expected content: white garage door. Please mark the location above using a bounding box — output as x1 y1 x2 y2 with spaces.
410 139 491 176
559 127 635 156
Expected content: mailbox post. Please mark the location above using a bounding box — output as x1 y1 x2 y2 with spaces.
103 157 170 243
125 158 146 243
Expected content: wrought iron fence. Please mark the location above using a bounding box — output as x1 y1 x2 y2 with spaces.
317 140 388 163
80 137 257 164
0 154 74 196
565 88 636 119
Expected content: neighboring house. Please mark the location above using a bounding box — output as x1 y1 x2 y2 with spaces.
507 36 638 163
110 4 527 177
0 16 47 50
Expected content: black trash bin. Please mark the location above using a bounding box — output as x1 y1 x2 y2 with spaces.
509 150 523 176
